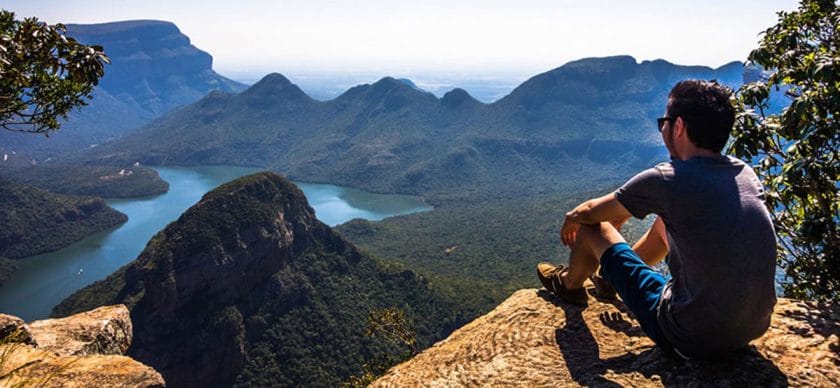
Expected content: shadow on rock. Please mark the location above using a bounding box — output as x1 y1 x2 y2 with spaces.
539 290 790 387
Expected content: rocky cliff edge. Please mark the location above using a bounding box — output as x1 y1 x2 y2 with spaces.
0 305 164 387
374 288 839 387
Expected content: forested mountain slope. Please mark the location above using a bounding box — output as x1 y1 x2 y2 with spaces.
53 172 464 387
78 56 744 202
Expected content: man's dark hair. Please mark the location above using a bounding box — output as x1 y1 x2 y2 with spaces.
667 80 736 152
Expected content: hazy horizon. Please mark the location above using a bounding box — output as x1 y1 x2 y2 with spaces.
8 0 798 79
227 54 747 103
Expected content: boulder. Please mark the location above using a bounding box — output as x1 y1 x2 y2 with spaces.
0 305 164 387
373 288 840 387
0 313 34 345
28 305 132 356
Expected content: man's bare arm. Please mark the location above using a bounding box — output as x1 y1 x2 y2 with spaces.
560 193 633 247
565 193 632 225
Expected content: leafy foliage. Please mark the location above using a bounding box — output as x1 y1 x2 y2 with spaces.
344 307 420 387
365 307 418 354
730 0 840 301
0 10 109 134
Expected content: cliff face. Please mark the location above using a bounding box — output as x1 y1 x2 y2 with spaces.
0 20 246 159
0 305 164 387
374 288 840 387
66 20 245 119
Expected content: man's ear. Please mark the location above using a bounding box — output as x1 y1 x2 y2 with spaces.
674 116 687 137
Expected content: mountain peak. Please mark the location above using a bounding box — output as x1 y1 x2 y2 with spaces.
139 172 320 317
501 55 641 108
546 55 639 82
441 88 480 109
254 72 293 87
200 171 312 215
397 78 421 90
330 76 435 110
240 73 313 103
372 76 409 90
370 77 431 93
560 55 638 69
94 172 333 386
717 60 745 72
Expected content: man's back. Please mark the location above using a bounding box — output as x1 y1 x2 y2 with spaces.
617 155 777 357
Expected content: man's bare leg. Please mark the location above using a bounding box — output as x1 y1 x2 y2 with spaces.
632 217 669 266
562 221 626 289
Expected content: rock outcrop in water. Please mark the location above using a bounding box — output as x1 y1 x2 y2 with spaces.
373 288 840 387
0 305 164 387
54 172 460 387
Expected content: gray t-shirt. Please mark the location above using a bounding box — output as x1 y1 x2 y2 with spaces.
615 155 777 357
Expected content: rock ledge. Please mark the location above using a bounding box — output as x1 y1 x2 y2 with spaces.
0 305 164 387
373 289 839 387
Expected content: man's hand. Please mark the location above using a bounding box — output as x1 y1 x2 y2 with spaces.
560 217 581 247
560 193 633 247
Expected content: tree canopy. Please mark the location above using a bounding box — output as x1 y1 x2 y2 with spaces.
0 10 108 135
730 0 839 301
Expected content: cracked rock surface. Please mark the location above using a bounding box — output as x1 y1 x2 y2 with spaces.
374 288 839 387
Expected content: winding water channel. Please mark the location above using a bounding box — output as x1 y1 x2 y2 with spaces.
0 166 431 320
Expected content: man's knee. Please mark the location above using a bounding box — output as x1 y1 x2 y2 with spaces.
578 222 627 260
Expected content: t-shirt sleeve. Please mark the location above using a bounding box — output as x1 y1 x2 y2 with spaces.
614 167 667 219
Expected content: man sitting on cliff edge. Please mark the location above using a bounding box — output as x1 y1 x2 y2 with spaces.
537 80 777 359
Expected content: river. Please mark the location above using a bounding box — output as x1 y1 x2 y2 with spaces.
0 166 431 321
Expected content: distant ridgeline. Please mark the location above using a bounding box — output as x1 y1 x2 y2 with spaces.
54 172 463 387
0 20 246 160
76 55 744 203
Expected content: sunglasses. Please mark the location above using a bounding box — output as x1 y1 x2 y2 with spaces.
657 117 675 132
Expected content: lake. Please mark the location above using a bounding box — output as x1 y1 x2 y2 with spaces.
0 165 431 321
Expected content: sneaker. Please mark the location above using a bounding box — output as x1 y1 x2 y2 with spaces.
536 262 588 306
589 272 618 300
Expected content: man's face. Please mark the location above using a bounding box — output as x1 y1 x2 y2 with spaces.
662 100 676 158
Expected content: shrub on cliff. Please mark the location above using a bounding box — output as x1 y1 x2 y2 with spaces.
731 0 839 301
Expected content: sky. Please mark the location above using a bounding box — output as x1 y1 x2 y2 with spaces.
6 0 800 79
